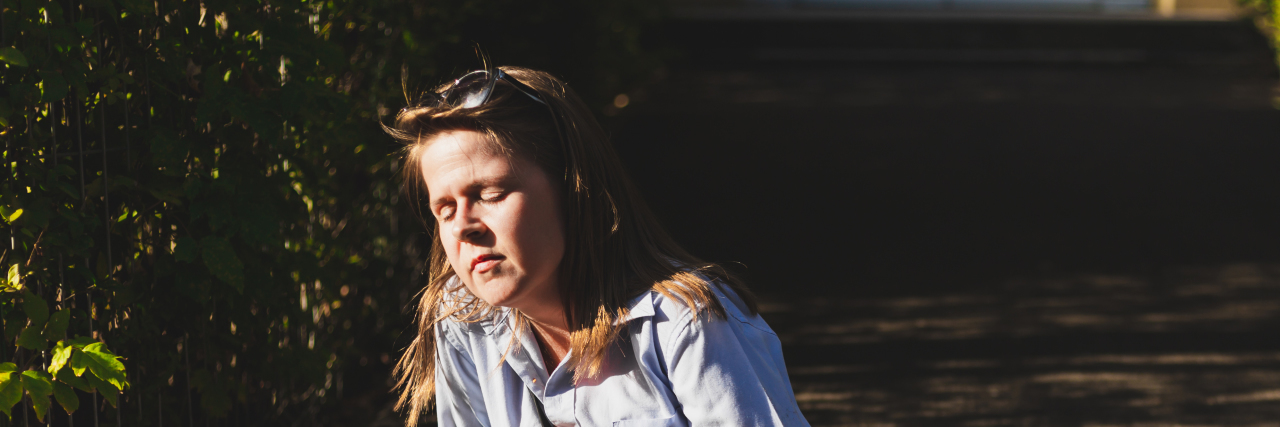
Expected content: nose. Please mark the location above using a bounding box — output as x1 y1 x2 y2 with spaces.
450 204 487 242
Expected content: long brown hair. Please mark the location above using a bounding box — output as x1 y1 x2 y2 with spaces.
387 66 757 425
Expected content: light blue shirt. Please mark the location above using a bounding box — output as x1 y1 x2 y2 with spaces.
433 281 812 427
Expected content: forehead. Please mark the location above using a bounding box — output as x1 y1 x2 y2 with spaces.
417 130 521 192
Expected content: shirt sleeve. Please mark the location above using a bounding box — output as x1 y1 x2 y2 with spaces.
434 322 489 427
665 306 811 427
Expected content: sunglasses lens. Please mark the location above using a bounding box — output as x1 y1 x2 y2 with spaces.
444 71 495 109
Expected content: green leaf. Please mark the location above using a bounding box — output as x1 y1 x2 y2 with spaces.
1 311 20 342
49 342 74 374
3 264 21 291
69 18 90 36
21 371 52 422
0 371 21 420
54 367 91 392
56 182 79 199
20 371 52 395
39 71 68 103
51 380 78 414
82 372 118 407
69 350 89 377
0 47 28 67
21 203 51 228
95 256 110 281
23 290 49 327
43 309 70 341
66 336 96 349
0 363 14 374
2 208 21 223
17 325 47 350
173 236 199 263
0 98 10 127
200 237 245 293
79 343 128 391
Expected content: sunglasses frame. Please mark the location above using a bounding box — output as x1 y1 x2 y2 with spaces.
431 69 547 109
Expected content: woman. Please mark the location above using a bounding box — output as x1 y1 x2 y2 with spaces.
388 66 810 427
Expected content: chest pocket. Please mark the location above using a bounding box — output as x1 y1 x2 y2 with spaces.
613 415 686 427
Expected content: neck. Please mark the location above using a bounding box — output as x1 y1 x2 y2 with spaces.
513 277 569 331
521 301 569 332
523 305 571 372
510 279 571 371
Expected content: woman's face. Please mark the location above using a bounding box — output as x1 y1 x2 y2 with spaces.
418 130 566 314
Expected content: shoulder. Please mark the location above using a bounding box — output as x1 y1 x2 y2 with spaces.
629 275 774 341
626 276 790 390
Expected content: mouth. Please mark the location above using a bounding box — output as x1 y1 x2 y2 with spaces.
470 254 505 273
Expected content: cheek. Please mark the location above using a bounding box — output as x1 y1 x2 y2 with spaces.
536 230 565 273
521 202 565 268
437 230 467 275
540 213 565 252
436 226 456 256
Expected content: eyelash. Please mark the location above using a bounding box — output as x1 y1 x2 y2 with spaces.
438 193 504 221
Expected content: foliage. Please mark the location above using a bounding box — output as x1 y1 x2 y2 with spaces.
0 279 127 423
1241 0 1280 67
0 0 664 425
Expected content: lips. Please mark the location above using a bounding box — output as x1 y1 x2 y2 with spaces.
470 254 504 273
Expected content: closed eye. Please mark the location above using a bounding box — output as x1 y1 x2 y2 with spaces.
436 205 456 221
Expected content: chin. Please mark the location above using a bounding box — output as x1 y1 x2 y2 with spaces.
470 279 523 307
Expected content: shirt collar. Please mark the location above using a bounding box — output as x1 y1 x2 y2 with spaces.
478 308 510 336
620 290 656 323
478 290 658 336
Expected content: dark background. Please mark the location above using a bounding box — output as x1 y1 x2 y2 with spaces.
608 9 1280 426
621 12 1280 295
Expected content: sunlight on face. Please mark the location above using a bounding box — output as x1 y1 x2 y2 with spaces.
418 130 565 315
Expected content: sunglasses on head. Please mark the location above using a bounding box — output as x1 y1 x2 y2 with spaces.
423 69 547 110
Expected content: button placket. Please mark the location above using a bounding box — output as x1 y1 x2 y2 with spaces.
489 312 550 398
543 367 576 426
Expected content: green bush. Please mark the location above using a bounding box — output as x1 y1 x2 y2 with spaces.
0 0 663 424
1241 0 1279 65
